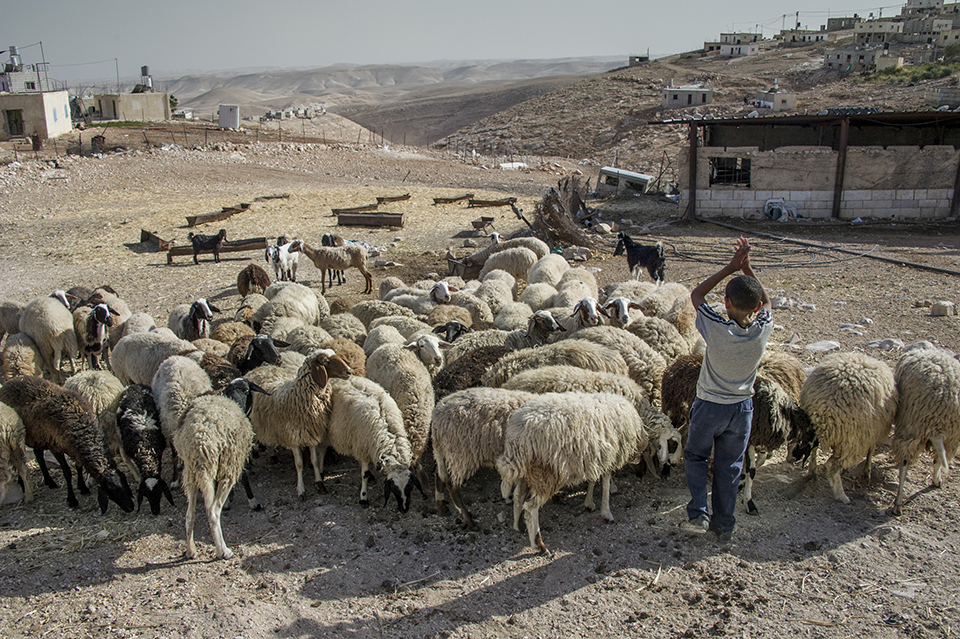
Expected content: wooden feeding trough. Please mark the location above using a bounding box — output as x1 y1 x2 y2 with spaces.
186 202 251 227
331 203 379 215
468 197 517 208
167 237 268 264
140 229 174 252
471 216 496 233
434 193 474 205
376 193 411 204
337 212 404 228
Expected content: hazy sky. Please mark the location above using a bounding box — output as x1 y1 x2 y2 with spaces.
3 1 903 83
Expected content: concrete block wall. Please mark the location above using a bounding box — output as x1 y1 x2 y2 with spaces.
681 188 955 219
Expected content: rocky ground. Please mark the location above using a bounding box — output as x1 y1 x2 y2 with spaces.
1 141 959 639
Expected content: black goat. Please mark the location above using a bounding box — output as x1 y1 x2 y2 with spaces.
432 321 472 344
613 232 665 282
188 229 227 264
321 233 345 288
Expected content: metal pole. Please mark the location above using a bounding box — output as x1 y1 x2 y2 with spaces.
687 121 698 222
832 118 850 218
115 58 120 93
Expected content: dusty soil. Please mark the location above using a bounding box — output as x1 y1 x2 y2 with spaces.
1 140 960 639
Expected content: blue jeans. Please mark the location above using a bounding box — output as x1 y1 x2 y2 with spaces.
684 397 753 533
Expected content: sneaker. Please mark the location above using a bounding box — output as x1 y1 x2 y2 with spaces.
680 516 710 535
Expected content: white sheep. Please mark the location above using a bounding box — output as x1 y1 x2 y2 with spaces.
363 324 408 357
289 239 372 295
519 283 558 312
495 302 534 331
378 276 406 300
168 298 221 341
193 337 231 358
502 365 651 415
567 325 667 405
119 312 158 338
18 291 78 383
443 310 565 367
151 355 213 454
624 315 690 364
263 316 310 342
366 336 449 480
246 349 352 497
282 325 335 356
321 312 367 347
479 247 538 282
63 370 126 465
431 387 537 528
602 296 644 329
890 346 960 514
556 268 598 299
235 293 269 327
0 401 32 505
451 291 494 326
255 282 327 331
496 392 644 553
466 235 550 268
322 375 420 511
475 277 516 317
637 282 690 318
600 280 658 304
349 300 415 330
176 394 255 559
369 316 432 340
426 304 474 328
527 254 570 287
482 339 630 388
2 332 44 380
111 330 201 386
800 352 898 504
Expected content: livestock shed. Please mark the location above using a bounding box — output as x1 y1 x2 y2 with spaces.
666 111 960 221
94 92 170 122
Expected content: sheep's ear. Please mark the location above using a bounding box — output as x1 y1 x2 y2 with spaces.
208 304 221 314
108 306 120 316
273 339 290 349
448 286 459 292
598 305 611 318
438 340 451 349
247 381 271 396
98 487 110 514
383 478 393 508
163 481 175 506
310 361 329 388
628 302 642 310
244 342 256 361
460 324 471 333
432 325 445 335
404 341 419 351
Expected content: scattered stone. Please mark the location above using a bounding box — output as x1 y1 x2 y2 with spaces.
771 297 796 309
839 323 864 330
595 223 613 234
463 238 478 248
799 303 816 312
913 299 935 308
426 272 440 279
806 340 841 352
786 333 801 346
563 246 593 261
840 327 864 336
860 317 874 325
833 301 847 306
394 236 403 242
867 338 904 350
931 300 956 316
94 530 109 541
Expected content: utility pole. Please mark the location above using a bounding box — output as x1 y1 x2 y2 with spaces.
115 58 120 93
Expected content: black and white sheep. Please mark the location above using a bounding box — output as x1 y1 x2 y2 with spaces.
442 310 565 367
73 303 120 370
0 376 134 513
890 346 960 514
116 384 174 515
226 334 288 374
169 298 221 341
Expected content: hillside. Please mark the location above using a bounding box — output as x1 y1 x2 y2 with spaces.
432 42 960 182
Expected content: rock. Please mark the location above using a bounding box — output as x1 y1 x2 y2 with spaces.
867 338 904 350
595 223 613 234
860 318 873 325
799 303 816 312
94 530 109 541
772 297 797 309
462 239 478 248
839 323 864 330
840 327 863 336
931 300 956 316
913 299 935 308
806 340 841 353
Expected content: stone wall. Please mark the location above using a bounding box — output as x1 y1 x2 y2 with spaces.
679 144 960 219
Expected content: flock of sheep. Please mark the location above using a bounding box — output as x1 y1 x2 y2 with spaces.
0 231 958 558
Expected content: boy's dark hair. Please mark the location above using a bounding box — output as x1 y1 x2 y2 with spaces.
725 275 763 312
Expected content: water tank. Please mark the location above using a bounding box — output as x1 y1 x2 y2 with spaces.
219 104 240 130
141 65 150 76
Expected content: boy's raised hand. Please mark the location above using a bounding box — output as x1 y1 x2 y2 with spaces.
728 237 752 273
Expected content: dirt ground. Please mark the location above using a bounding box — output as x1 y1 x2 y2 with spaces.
1 140 960 639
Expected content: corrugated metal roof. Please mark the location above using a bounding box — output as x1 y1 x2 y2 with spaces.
652 110 960 126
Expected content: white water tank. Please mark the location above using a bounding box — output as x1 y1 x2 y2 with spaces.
218 104 240 129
